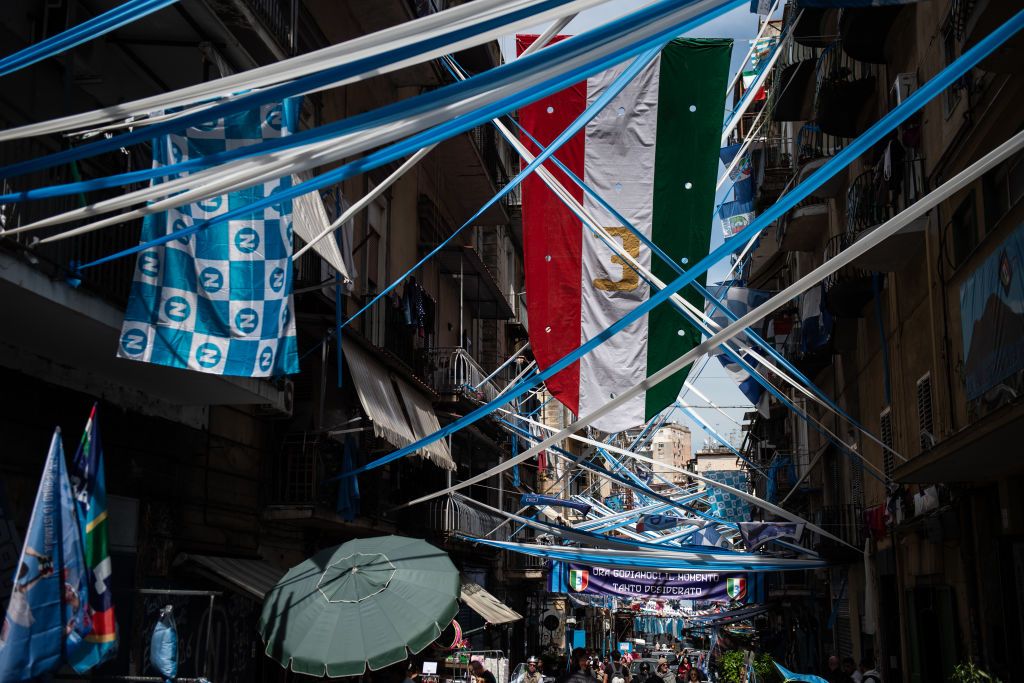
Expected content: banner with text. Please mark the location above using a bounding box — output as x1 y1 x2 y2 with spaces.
558 563 747 602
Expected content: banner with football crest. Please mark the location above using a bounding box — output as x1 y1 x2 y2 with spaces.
552 563 746 602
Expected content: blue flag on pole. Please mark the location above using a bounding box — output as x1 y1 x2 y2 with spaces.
68 405 118 672
118 101 301 377
0 429 90 680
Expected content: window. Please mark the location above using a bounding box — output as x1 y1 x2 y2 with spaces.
982 150 1024 232
880 408 894 480
942 18 961 119
917 373 935 452
951 191 978 268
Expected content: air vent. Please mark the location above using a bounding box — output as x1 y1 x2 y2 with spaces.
917 374 934 452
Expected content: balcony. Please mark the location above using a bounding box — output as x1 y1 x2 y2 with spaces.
823 233 872 317
813 41 880 139
426 495 511 543
770 43 820 123
793 7 837 49
846 154 927 272
778 192 830 252
753 132 794 211
263 432 395 532
838 5 906 64
795 124 846 199
426 346 507 403
356 293 430 381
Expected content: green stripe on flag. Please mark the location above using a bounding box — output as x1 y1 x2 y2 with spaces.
646 38 733 420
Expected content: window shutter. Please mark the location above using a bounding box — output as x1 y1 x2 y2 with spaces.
880 408 894 480
916 374 934 452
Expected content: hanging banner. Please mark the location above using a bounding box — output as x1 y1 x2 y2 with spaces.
558 563 746 601
520 493 592 515
118 101 300 377
718 199 756 238
518 36 731 432
636 514 682 532
739 522 805 551
960 222 1024 418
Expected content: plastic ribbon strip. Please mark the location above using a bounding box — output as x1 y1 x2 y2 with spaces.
0 0 608 143
404 128 1024 543
0 0 180 78
462 539 827 572
340 11 1024 484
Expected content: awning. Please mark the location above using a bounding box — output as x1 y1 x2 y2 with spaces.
174 553 285 601
291 173 355 287
460 580 523 625
343 338 455 470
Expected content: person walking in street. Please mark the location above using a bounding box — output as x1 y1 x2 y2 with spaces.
562 649 594 683
640 662 662 683
472 660 497 683
607 651 630 683
824 656 846 683
656 658 675 683
859 655 881 683
842 657 860 683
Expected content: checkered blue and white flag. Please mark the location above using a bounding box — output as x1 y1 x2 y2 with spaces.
703 469 751 523
118 101 300 377
706 283 771 406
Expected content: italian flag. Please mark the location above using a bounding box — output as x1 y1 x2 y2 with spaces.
517 37 732 432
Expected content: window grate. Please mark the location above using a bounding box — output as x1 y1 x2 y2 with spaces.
880 408 894 480
917 374 934 452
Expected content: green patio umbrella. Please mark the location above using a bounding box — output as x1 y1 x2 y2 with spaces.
259 535 461 678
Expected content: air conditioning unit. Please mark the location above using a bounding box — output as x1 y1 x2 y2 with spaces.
891 73 917 107
255 379 294 418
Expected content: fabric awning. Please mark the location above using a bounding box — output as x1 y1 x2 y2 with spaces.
174 553 285 601
291 173 355 287
343 338 455 470
460 580 522 625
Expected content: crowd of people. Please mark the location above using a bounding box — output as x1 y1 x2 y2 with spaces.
823 654 881 683
557 648 707 683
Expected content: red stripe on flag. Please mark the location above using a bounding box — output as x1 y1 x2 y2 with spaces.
517 34 586 415
89 607 117 635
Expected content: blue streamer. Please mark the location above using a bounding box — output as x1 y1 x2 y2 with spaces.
337 11 1024 479
0 0 179 78
1 0 736 185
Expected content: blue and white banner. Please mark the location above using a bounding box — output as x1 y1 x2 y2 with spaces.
800 284 832 352
691 522 731 549
118 101 300 377
706 283 771 405
718 198 756 238
703 470 750 523
520 493 592 515
636 514 682 532
738 522 805 551
0 430 90 680
720 144 752 183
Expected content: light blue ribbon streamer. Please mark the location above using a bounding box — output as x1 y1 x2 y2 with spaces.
337 10 1024 479
0 0 735 184
0 0 179 78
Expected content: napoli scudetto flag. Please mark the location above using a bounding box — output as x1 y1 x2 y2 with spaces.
68 405 118 672
0 429 90 680
517 37 732 431
118 101 300 377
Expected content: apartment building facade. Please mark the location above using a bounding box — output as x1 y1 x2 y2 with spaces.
735 0 1023 679
0 0 535 679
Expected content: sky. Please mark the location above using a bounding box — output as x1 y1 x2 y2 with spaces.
499 4 765 454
